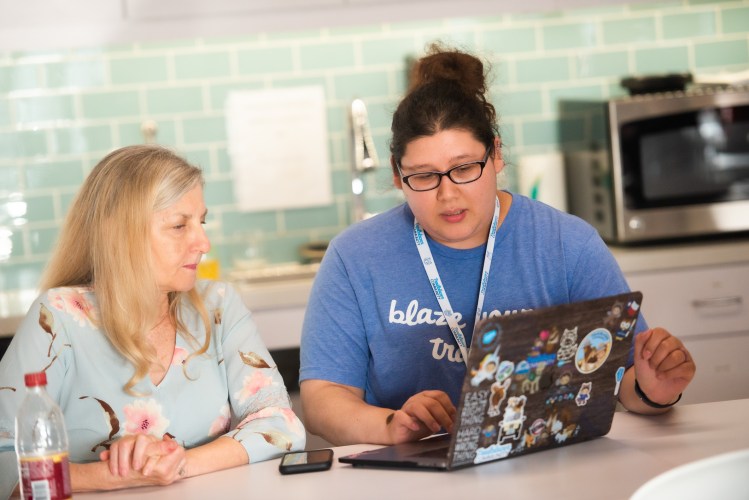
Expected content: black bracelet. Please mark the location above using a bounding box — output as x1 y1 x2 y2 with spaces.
634 379 681 409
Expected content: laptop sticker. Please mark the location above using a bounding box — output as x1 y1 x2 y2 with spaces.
520 360 548 395
605 301 624 328
575 381 592 406
480 423 498 447
471 346 501 386
474 443 512 464
556 327 579 366
547 368 576 405
480 326 500 348
487 377 511 417
499 395 527 442
575 328 613 374
522 418 547 449
496 360 514 382
614 366 625 395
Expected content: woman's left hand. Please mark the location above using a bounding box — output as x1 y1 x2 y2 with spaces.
633 327 696 405
100 434 186 484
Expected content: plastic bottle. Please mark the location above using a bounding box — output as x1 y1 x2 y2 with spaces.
15 371 72 500
197 251 221 280
197 223 221 280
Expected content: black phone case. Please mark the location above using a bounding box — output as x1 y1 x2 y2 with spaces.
279 450 334 475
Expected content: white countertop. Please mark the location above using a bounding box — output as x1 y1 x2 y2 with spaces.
72 398 749 500
609 236 749 274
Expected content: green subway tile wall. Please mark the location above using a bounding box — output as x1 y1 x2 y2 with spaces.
0 0 748 291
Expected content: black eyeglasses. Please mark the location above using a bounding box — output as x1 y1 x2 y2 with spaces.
397 146 493 192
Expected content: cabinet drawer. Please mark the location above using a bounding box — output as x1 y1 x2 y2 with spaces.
625 263 749 339
680 333 749 404
252 306 306 350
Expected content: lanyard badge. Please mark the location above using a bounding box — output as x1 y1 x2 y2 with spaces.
413 197 500 367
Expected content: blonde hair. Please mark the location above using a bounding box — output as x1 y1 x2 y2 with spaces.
40 145 211 394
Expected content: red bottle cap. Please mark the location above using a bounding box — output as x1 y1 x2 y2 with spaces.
24 372 47 387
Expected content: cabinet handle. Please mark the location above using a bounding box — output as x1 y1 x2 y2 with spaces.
691 296 743 309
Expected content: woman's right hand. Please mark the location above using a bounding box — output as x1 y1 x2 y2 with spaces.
99 434 187 486
386 390 457 444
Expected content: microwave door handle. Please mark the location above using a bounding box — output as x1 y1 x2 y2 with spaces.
712 152 749 170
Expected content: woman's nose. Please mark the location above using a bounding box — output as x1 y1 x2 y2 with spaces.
197 226 211 253
436 174 460 199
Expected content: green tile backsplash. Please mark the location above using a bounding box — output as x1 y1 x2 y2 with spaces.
45 59 107 89
662 12 717 38
237 47 295 75
0 0 748 290
695 39 749 67
542 22 599 50
722 6 749 33
110 56 170 84
633 46 692 73
81 91 141 119
175 52 232 80
601 16 657 44
51 125 113 155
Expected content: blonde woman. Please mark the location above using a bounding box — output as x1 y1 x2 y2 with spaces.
0 145 305 492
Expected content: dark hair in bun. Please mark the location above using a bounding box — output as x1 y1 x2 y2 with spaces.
390 43 499 169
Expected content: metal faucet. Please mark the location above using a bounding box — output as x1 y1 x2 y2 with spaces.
349 98 379 222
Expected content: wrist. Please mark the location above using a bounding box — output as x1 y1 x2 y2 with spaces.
634 379 681 409
383 412 397 444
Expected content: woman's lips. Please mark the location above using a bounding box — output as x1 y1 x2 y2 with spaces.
441 209 467 223
183 264 198 270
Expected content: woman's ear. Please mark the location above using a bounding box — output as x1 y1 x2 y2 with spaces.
493 137 504 173
391 156 403 190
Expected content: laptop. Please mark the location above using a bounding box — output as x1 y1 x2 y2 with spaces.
339 291 643 471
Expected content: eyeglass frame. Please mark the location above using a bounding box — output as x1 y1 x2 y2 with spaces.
396 146 493 192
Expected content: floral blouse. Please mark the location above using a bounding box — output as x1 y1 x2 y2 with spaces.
0 281 305 466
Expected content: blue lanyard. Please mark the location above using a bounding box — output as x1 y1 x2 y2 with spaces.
413 196 500 366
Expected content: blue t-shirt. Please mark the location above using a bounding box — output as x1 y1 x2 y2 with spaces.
299 193 646 410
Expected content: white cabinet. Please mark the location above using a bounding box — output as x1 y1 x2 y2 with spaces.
123 0 342 21
0 0 646 51
251 306 307 351
0 0 121 28
625 261 749 405
627 263 749 340
234 278 312 351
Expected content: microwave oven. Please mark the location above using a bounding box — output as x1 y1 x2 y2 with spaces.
559 86 749 243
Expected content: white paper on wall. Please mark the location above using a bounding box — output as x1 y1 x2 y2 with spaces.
517 151 568 212
225 86 332 212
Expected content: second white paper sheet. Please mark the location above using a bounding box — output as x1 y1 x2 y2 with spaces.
225 86 332 212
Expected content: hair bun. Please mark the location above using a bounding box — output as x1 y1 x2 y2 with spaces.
408 44 488 97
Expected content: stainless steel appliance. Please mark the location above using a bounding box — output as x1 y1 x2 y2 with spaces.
560 86 749 243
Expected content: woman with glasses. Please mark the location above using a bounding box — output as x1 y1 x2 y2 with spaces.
299 45 695 446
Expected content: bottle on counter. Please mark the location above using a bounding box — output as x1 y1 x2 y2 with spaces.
15 371 72 500
197 251 221 280
197 222 221 280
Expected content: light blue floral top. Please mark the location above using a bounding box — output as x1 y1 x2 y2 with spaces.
0 280 305 467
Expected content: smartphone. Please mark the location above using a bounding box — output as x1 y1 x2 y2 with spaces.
278 449 334 475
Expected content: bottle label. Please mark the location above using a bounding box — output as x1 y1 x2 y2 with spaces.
19 452 72 500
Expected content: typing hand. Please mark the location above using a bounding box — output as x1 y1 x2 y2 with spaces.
386 390 456 444
634 327 696 406
100 434 187 486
